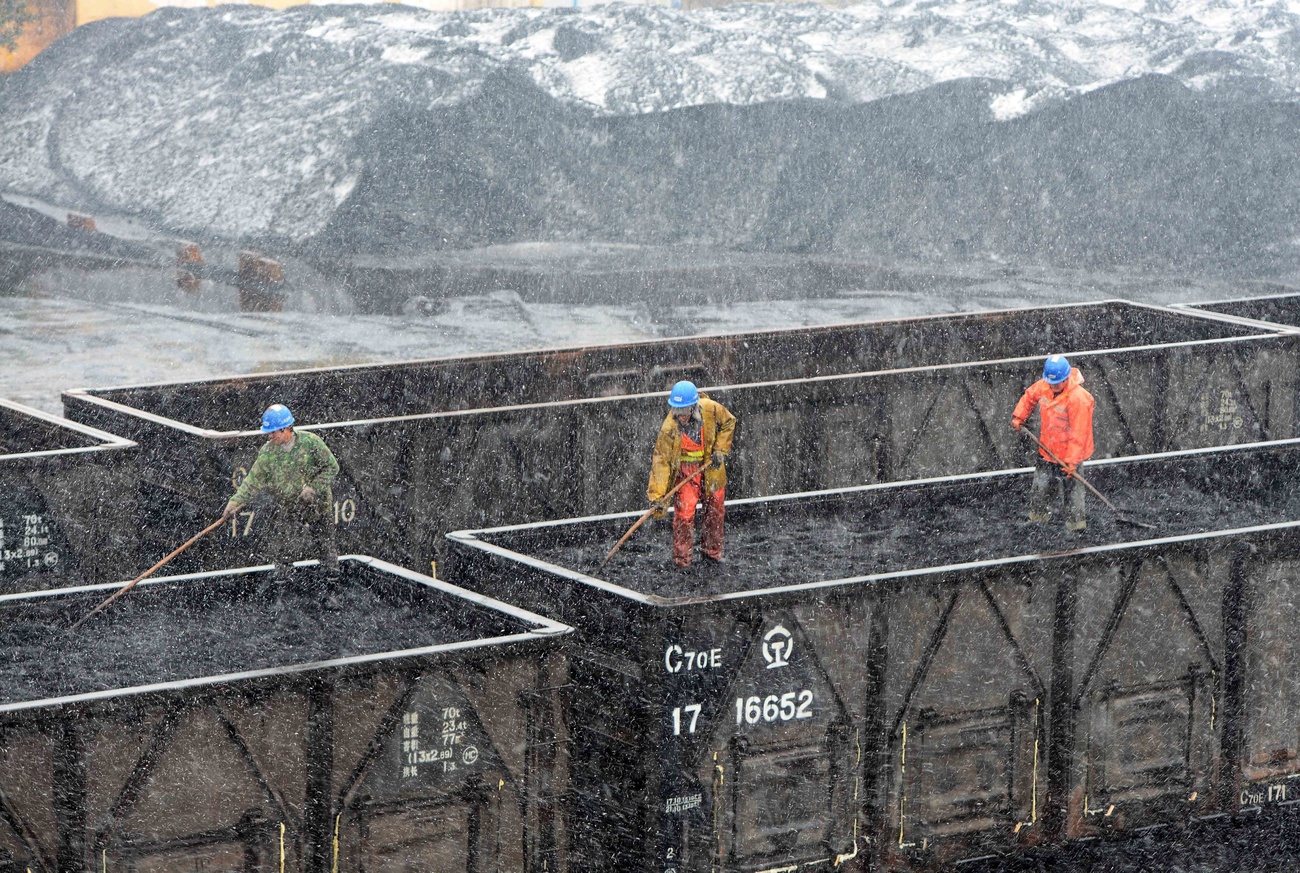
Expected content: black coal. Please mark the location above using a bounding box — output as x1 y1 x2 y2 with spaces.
507 457 1300 599
0 566 506 705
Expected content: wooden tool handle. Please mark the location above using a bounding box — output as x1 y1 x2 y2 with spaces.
67 516 226 633
1020 429 1117 512
602 463 712 567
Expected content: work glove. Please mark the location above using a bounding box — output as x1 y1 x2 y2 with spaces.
1011 417 1024 432
299 485 318 504
651 500 669 520
710 450 727 467
222 501 240 520
1062 462 1078 477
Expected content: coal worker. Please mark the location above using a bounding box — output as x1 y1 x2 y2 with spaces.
648 380 737 568
1011 355 1096 532
222 403 340 580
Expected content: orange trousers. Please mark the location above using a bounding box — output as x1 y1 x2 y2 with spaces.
673 462 725 567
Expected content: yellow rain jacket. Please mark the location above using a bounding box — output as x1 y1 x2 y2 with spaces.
647 394 737 503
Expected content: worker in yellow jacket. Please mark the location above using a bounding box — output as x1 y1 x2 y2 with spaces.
648 381 737 568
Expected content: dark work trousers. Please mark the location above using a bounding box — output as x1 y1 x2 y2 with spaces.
673 461 725 567
1029 457 1086 531
263 498 339 578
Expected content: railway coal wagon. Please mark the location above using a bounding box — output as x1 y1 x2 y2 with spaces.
1184 290 1300 331
61 301 1297 576
446 438 1300 872
66 300 1247 421
0 556 569 873
0 397 136 593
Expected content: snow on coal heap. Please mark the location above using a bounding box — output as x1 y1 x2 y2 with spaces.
4 0 1300 265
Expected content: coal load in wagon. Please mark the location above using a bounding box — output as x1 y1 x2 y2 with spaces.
0 556 569 873
60 301 1296 578
1185 291 1300 331
0 397 137 593
445 438 1300 871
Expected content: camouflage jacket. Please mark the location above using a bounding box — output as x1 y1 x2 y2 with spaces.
230 430 339 509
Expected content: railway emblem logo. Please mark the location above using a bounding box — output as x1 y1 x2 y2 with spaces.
762 625 793 669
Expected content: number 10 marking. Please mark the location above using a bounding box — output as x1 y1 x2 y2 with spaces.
671 704 702 735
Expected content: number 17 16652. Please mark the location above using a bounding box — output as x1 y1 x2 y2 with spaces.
668 690 815 737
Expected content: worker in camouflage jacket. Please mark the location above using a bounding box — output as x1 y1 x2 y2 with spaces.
223 403 341 580
1012 355 1096 533
648 381 737 568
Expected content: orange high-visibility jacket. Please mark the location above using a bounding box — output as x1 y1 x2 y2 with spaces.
1012 368 1095 466
647 395 737 503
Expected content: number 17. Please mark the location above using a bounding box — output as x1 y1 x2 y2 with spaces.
671 704 702 736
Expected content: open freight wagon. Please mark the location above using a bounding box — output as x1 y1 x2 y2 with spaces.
61 300 1296 578
64 300 1252 422
0 398 136 593
1183 290 1300 331
0 556 569 873
446 439 1300 872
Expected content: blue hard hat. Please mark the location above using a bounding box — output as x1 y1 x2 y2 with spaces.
1042 355 1071 385
260 404 295 433
668 380 699 408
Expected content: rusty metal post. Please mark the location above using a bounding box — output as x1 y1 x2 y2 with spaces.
176 242 203 294
237 251 285 312
66 213 95 233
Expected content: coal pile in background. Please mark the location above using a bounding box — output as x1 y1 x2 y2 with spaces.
512 456 1300 598
0 567 503 704
3 4 1300 274
322 74 1300 275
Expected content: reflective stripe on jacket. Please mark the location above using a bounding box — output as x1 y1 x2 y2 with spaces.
1012 368 1095 466
647 395 737 502
680 429 705 463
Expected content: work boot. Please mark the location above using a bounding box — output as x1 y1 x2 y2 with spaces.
1066 520 1086 533
1028 512 1050 523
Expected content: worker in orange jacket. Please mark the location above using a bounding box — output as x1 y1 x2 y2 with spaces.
1011 355 1095 532
648 380 737 568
